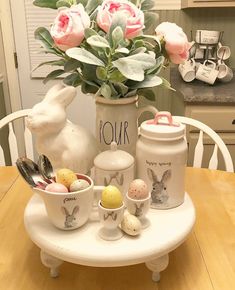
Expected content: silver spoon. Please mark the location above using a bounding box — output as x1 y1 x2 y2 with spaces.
16 157 48 189
38 155 55 182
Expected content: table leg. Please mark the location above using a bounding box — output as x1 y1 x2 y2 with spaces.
40 250 64 278
145 254 169 282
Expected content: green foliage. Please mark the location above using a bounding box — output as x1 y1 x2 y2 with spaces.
33 0 58 9
43 69 65 84
33 0 173 101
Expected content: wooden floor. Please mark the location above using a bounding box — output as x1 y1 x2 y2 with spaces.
0 167 235 290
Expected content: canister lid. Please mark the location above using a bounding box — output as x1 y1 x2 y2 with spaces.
94 142 134 170
140 111 185 140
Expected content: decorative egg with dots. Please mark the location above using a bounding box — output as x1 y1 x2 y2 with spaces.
128 179 149 200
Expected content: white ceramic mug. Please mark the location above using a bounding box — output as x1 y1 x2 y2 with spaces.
33 174 104 230
195 60 219 85
195 30 220 44
178 59 196 82
217 42 231 61
217 62 233 82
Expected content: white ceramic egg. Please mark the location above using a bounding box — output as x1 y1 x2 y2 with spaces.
121 214 142 236
69 179 90 192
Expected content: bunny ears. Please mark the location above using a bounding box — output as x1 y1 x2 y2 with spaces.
44 84 77 108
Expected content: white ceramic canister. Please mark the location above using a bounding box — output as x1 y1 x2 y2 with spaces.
136 112 187 209
94 142 135 199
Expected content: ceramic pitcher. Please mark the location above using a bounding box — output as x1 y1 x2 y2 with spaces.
96 96 158 156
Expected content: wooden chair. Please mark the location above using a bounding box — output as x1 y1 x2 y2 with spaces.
0 109 33 165
174 116 234 172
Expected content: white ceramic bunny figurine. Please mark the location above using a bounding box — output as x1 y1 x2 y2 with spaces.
26 84 98 174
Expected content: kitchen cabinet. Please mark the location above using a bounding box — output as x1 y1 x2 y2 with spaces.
170 68 235 171
182 0 235 8
185 105 235 171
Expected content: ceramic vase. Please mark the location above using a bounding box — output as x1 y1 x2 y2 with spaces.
95 96 158 156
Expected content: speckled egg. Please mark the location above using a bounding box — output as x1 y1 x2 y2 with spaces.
45 182 68 193
70 179 90 192
128 179 149 200
101 185 123 209
56 168 77 189
121 214 142 236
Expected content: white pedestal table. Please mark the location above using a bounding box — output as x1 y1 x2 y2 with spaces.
24 193 195 282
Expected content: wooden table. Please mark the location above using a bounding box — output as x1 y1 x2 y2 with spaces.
0 166 235 290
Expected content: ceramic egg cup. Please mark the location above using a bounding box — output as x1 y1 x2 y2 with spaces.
98 201 125 241
125 193 151 229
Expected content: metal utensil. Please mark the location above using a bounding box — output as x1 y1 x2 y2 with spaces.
38 155 55 182
16 157 47 189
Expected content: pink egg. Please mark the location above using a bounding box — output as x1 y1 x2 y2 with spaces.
128 179 149 200
45 183 68 193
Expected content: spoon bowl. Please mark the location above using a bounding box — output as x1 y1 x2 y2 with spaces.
38 155 55 182
16 157 48 189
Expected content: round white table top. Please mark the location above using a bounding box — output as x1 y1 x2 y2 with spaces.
24 193 195 267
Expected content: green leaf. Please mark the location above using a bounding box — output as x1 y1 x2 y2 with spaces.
113 83 128 96
81 82 99 94
109 70 126 83
66 48 105 66
56 0 71 8
82 63 99 81
112 26 124 48
138 89 156 101
87 35 110 48
85 0 102 14
43 69 65 84
161 77 176 91
96 67 107 81
109 12 127 40
63 73 82 86
131 47 147 55
100 83 112 99
144 12 159 32
64 59 81 72
84 28 99 39
130 75 162 89
34 27 55 51
141 0 156 11
33 59 65 71
33 0 58 9
112 53 156 81
115 47 129 54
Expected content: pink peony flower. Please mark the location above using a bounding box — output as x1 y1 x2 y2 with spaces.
155 22 190 64
97 0 145 39
51 4 90 51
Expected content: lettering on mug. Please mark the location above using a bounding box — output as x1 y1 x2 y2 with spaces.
146 160 171 167
99 120 130 145
63 197 77 204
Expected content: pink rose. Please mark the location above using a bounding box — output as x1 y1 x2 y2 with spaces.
155 22 190 64
51 4 90 51
97 0 145 39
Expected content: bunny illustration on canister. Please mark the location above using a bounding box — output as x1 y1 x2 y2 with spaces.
61 206 79 228
147 168 171 205
26 84 98 174
136 112 187 209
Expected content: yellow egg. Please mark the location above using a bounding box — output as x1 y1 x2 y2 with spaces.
56 168 77 189
101 185 123 209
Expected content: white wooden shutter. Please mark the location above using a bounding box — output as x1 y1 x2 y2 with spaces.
24 0 57 78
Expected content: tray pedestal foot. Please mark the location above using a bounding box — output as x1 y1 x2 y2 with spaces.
40 250 64 278
145 254 169 282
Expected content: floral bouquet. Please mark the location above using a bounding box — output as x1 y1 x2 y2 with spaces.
33 0 190 100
